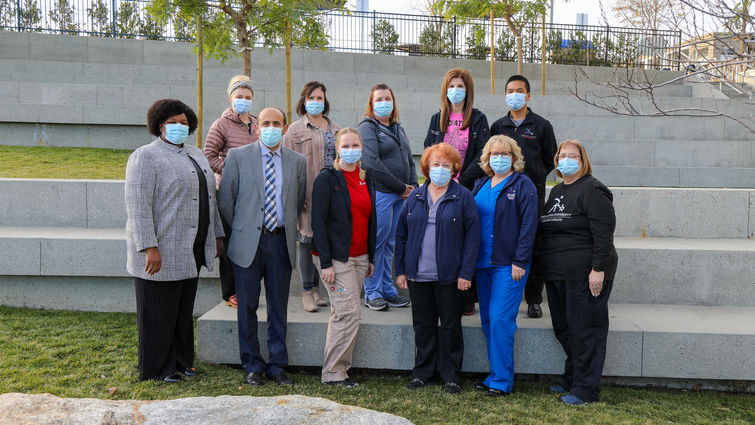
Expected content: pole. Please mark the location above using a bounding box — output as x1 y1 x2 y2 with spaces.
541 12 546 95
196 12 204 149
285 19 292 124
490 10 495 95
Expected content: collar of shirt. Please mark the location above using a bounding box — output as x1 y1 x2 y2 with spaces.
259 140 281 158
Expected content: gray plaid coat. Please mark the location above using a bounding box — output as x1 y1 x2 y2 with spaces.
125 139 224 281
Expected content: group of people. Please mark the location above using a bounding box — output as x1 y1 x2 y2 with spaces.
124 69 618 406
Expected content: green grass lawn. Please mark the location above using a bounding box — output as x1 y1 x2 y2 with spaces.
0 146 132 179
0 306 752 424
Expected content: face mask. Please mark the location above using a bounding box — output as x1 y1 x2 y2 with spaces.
557 158 580 176
489 155 512 174
232 98 252 114
339 148 362 164
259 127 283 148
305 101 325 116
164 123 189 145
446 87 466 105
373 101 394 118
429 166 452 187
506 92 527 111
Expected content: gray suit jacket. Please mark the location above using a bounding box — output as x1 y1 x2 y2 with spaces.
125 139 224 281
218 142 306 269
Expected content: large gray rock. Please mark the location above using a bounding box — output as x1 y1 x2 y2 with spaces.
0 393 413 425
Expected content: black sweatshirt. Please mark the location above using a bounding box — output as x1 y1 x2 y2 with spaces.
539 175 618 282
490 108 557 201
359 117 418 194
423 108 490 190
311 166 377 269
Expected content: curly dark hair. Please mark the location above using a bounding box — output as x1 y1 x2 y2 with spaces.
295 81 329 117
146 99 198 137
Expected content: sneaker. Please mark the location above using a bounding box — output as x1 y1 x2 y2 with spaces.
561 394 588 406
364 298 389 311
444 382 461 394
407 377 432 389
549 385 568 393
384 294 410 308
323 378 358 388
527 303 543 318
225 294 238 309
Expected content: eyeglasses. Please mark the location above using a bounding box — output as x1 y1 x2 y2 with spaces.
490 152 513 158
558 153 581 160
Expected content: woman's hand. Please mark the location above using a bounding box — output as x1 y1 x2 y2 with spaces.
511 265 525 281
396 274 408 289
366 263 375 278
457 278 472 291
401 184 414 199
589 269 605 296
320 266 335 285
144 247 161 275
215 237 224 258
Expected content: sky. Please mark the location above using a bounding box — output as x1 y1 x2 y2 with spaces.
346 1 625 27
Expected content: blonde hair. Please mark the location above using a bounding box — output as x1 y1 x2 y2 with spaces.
333 127 366 180
227 75 254 96
554 139 592 178
480 135 525 176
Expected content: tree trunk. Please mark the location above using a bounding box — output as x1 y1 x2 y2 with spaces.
237 27 252 78
516 32 523 75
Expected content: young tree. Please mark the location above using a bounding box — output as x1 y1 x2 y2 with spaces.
147 0 342 77
0 0 16 28
18 0 41 31
371 19 399 54
432 0 548 74
47 0 78 33
141 12 165 40
86 0 110 36
613 0 685 31
116 0 142 38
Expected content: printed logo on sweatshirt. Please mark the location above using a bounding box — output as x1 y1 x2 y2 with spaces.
507 189 516 200
547 195 565 213
521 128 536 139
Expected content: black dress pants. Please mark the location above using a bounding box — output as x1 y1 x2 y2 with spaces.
545 278 613 402
408 280 465 384
524 195 545 305
134 276 198 380
218 214 236 301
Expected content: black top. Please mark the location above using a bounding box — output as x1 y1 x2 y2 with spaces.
358 117 418 194
423 108 490 190
188 154 210 267
539 175 618 282
490 108 557 201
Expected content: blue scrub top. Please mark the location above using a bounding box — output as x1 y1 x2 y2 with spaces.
474 176 509 269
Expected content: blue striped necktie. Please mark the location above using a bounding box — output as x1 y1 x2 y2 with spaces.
263 152 278 231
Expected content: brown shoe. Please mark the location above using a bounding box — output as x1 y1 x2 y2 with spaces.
313 288 328 307
302 290 318 312
225 294 238 309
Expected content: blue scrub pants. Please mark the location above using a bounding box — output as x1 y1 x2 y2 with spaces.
476 264 531 392
363 191 402 302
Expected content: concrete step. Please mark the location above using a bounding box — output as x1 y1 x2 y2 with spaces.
196 300 755 381
593 165 755 188
2 225 753 307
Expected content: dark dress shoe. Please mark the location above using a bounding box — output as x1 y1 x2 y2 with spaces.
162 373 183 383
527 303 543 318
182 368 197 377
474 382 488 391
268 373 295 386
245 372 264 386
487 388 510 397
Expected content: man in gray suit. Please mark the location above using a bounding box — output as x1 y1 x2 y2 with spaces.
218 107 307 387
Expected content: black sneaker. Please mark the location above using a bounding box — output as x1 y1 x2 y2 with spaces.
527 303 543 318
384 294 410 308
365 298 389 311
407 377 432 389
444 382 461 394
323 378 359 388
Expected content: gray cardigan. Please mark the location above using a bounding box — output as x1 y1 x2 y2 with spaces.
125 139 224 281
358 117 418 194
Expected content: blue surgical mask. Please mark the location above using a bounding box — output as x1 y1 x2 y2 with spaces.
506 92 527 111
305 101 325 116
489 155 512 174
232 98 252 114
446 87 466 105
429 166 452 187
164 123 189 145
259 127 283 148
557 158 580 176
339 148 362 164
373 101 394 118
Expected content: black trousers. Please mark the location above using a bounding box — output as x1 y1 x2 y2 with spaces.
219 214 236 301
524 195 545 305
545 278 613 402
408 280 465 384
134 276 198 380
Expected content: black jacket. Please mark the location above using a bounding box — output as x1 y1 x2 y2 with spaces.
359 117 418 194
490 108 557 201
311 166 377 269
423 108 489 190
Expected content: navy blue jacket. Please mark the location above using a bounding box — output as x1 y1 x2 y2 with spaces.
395 181 480 284
472 172 539 269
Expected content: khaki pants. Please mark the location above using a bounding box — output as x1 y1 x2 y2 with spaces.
313 254 369 382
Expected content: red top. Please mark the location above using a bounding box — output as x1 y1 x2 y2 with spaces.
343 167 371 257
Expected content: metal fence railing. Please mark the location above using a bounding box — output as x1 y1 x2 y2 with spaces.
0 1 683 70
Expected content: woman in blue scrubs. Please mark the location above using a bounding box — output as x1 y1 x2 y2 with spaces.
472 135 539 396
